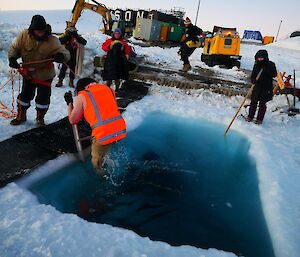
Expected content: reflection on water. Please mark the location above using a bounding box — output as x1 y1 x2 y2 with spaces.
27 112 275 257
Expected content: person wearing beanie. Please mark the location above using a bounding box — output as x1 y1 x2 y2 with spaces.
246 49 277 124
179 17 203 72
8 15 70 126
101 28 131 91
56 26 87 88
184 17 192 26
64 78 126 176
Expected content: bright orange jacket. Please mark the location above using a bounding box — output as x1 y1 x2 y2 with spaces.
78 83 126 145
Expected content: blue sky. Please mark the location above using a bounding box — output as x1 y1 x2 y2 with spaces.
1 0 299 37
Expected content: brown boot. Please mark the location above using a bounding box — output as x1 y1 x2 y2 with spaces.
56 78 64 87
180 63 191 72
10 107 27 126
69 79 74 88
36 110 46 127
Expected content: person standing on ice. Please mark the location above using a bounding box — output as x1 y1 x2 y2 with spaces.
56 26 87 88
246 50 277 124
101 28 131 91
64 78 126 176
179 17 203 72
8 15 70 126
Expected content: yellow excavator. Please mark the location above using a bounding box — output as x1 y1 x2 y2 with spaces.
67 0 112 34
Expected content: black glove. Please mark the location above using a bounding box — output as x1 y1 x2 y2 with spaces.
53 52 65 63
9 58 20 69
64 91 73 105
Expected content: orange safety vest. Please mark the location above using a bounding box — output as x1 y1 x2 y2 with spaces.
79 83 126 145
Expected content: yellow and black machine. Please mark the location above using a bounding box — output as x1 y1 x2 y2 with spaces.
67 0 112 34
201 26 241 68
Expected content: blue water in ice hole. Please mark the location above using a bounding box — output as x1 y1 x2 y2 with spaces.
27 112 274 257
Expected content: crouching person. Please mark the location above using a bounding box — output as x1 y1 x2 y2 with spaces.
8 14 70 126
65 78 126 176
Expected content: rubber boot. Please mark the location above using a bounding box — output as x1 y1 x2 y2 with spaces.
10 106 27 126
69 78 74 88
180 63 191 72
36 109 47 127
254 119 263 125
56 78 64 87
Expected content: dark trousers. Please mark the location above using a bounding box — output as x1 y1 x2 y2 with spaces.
248 101 267 121
180 45 196 64
18 78 52 111
58 53 76 80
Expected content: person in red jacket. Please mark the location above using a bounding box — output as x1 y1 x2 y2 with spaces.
102 28 131 91
64 77 126 176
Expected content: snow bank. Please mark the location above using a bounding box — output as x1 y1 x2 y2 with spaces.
271 37 300 52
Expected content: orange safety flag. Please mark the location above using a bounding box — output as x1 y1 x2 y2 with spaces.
277 71 285 89
273 71 286 94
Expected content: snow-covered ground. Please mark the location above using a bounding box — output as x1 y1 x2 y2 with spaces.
132 37 300 87
1 10 300 257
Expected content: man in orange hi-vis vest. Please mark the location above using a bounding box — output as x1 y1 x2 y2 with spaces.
64 77 126 176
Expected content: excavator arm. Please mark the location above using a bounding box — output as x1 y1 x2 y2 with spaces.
67 0 112 34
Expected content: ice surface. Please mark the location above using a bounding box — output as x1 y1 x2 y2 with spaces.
0 10 300 257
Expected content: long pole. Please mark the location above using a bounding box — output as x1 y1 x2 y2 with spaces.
195 0 202 25
293 69 296 108
224 84 255 137
21 58 54 66
224 69 263 136
275 20 282 42
72 124 85 162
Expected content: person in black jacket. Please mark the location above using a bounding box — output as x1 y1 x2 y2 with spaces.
56 27 87 88
246 50 277 124
179 17 203 72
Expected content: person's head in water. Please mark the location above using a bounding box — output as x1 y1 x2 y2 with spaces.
112 28 122 40
28 15 50 41
75 78 97 95
255 49 269 64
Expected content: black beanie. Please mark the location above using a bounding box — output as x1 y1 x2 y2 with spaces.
29 15 47 31
76 78 97 94
255 49 269 61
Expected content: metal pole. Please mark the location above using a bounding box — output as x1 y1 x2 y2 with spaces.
288 69 299 115
224 68 263 136
275 20 282 42
293 69 296 108
195 0 202 25
72 124 85 162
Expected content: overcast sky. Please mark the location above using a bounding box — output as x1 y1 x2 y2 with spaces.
1 0 299 37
